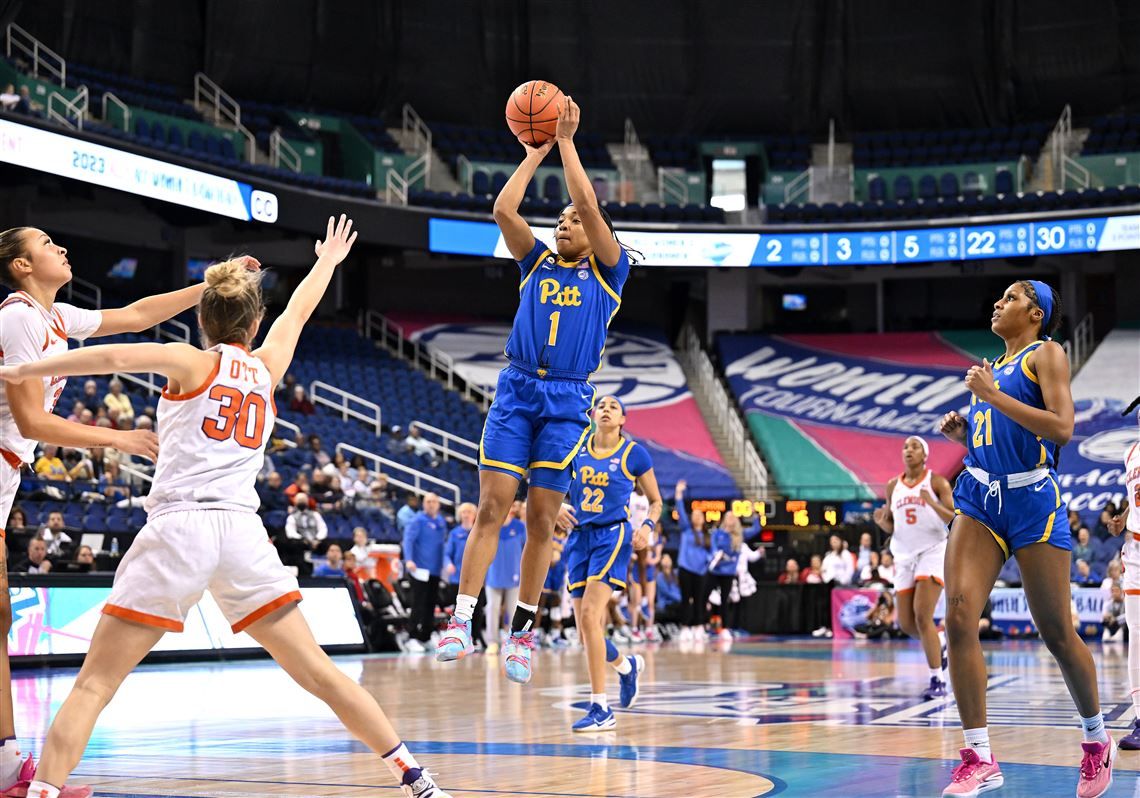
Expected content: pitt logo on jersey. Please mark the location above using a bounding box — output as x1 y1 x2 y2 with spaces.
577 465 610 487
538 279 583 307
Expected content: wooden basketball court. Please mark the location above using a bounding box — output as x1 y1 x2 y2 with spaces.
12 637 1139 796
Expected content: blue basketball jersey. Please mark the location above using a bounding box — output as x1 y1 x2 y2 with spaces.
569 434 653 528
505 239 629 378
964 341 1059 475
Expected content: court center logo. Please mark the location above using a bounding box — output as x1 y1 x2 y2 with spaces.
410 323 691 409
543 676 1135 730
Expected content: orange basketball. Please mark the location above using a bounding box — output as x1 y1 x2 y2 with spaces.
505 80 563 146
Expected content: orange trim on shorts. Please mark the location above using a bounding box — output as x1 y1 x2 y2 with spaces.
915 575 945 586
230 590 303 633
0 448 22 470
1126 589 1140 596
102 603 184 632
161 356 221 401
897 587 916 595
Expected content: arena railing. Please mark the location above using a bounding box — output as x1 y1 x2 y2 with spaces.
269 130 302 173
272 416 301 449
678 325 769 496
408 420 478 467
47 85 86 131
193 72 257 164
64 274 102 310
334 442 460 506
401 102 433 191
1064 312 1095 374
5 23 66 87
309 380 382 436
358 309 494 412
101 91 130 133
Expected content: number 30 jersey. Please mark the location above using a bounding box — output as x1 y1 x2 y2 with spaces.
964 340 1058 476
145 343 275 517
568 434 653 528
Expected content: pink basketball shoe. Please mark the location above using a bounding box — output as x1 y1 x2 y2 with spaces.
942 748 1004 796
1076 736 1115 798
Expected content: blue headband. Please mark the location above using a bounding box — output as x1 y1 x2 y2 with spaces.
1027 280 1054 337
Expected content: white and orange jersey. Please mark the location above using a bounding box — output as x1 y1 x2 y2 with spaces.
888 469 948 561
1123 441 1140 566
628 490 649 529
0 291 102 467
145 343 275 518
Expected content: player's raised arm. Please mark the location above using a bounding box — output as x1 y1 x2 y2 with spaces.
555 98 621 268
493 140 554 261
255 215 357 384
0 341 199 387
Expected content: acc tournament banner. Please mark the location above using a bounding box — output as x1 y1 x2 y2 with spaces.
720 333 979 494
387 314 737 496
1057 398 1138 527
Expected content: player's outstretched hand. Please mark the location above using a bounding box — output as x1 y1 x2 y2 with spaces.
115 429 160 461
519 136 555 159
314 214 358 266
1107 505 1129 537
940 411 967 445
556 503 577 533
556 96 579 141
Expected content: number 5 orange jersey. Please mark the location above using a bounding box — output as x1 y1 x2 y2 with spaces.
146 343 275 516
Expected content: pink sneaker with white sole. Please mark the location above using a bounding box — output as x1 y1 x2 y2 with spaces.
1 756 92 798
1076 736 1115 798
942 748 1004 796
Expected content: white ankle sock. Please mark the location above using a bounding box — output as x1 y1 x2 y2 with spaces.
1080 712 1109 744
454 594 478 623
963 727 992 763
591 692 609 711
381 742 421 782
612 656 632 675
0 739 21 787
928 667 942 679
26 782 58 798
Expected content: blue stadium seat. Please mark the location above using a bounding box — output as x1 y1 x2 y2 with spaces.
939 172 959 198
893 175 913 201
868 176 886 202
542 174 562 201
917 174 937 200
994 169 1014 195
472 170 491 195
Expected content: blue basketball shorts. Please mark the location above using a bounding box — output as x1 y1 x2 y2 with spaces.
566 521 632 598
479 364 596 494
952 468 1071 559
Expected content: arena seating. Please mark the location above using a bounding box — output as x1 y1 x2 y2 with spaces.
432 121 613 170
852 123 1050 168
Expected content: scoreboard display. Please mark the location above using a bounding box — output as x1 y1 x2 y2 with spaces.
682 498 859 530
429 214 1140 267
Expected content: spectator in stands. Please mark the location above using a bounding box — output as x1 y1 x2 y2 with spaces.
99 460 130 502
0 84 19 112
485 501 525 653
66 400 85 423
855 532 875 573
800 555 824 584
307 434 331 469
402 492 449 652
4 506 28 537
878 550 896 585
74 545 95 567
258 471 289 512
342 551 371 609
349 465 371 498
64 447 94 482
1072 527 1096 567
103 378 134 424
290 384 315 416
324 452 355 496
349 526 372 564
277 373 297 399
996 554 1023 587
78 408 94 426
656 553 682 622
34 445 70 482
442 504 482 643
403 424 439 467
82 379 99 405
1072 559 1102 587
1068 510 1082 534
37 511 73 558
14 537 51 574
821 535 855 585
1095 504 1116 538
860 551 890 587
355 479 393 522
86 444 108 480
1102 583 1127 642
1101 560 1122 594
285 472 314 507
284 492 327 549
16 85 39 116
311 469 344 512
313 543 347 577
778 558 801 584
396 493 420 534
